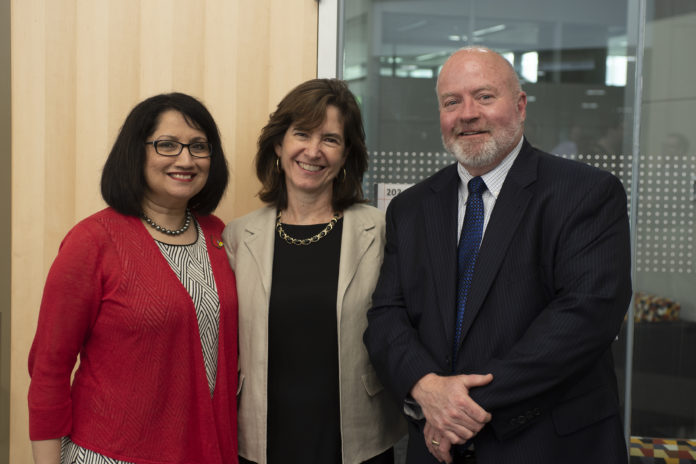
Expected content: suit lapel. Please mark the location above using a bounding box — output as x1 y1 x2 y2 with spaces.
336 206 376 323
423 166 460 348
242 206 277 305
457 143 538 343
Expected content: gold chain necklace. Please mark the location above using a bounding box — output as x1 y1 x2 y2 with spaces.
276 211 340 246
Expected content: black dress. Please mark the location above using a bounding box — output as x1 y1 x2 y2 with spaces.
267 219 344 464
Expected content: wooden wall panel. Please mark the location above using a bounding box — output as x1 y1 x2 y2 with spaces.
11 2 50 462
10 1 318 462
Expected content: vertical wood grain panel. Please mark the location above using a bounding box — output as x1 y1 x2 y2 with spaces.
44 0 77 242
268 0 319 104
10 1 318 462
10 1 47 462
140 0 175 94
202 0 239 218
74 0 112 219
232 0 273 219
106 1 141 135
170 0 206 93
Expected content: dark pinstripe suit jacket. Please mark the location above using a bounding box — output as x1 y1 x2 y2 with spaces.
365 139 632 463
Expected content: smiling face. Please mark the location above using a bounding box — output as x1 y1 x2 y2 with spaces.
143 109 211 211
438 48 527 175
275 105 346 202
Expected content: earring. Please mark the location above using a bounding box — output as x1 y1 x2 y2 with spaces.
341 167 347 183
276 157 281 173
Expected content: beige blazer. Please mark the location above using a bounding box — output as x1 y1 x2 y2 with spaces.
223 203 405 464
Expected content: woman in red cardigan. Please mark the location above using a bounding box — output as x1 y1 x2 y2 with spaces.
28 93 238 464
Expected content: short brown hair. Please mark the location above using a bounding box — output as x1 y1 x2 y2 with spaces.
255 79 367 211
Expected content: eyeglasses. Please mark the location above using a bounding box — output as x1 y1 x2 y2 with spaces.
145 140 212 158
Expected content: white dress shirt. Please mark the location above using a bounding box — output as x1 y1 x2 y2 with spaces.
456 137 523 241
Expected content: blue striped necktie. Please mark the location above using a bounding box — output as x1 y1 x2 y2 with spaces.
453 176 487 365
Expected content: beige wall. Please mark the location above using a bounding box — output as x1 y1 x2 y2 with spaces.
1 0 10 461
10 1 318 462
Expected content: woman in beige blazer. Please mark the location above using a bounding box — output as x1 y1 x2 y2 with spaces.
223 79 405 464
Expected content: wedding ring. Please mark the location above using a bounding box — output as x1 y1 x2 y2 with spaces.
431 439 440 446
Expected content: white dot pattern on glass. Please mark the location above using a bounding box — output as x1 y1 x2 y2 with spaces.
362 150 693 274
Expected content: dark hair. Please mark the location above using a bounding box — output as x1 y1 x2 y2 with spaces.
256 79 367 211
101 92 228 216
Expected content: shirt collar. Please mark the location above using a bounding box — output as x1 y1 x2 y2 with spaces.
456 136 523 200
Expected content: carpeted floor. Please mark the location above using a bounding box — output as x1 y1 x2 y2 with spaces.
630 437 696 463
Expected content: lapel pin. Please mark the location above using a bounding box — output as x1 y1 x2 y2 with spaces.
210 235 224 248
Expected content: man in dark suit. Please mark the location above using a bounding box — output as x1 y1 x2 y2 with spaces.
364 47 631 464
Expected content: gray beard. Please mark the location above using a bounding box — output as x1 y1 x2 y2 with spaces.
442 124 522 170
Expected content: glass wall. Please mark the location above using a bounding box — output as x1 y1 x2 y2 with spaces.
337 0 696 460
344 0 636 209
627 0 696 444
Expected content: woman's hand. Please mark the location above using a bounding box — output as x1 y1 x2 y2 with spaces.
31 439 61 464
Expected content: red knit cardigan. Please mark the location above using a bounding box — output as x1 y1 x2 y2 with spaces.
28 208 238 464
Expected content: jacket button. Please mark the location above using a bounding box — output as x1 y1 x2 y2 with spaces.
533 408 541 416
517 415 527 424
509 417 518 426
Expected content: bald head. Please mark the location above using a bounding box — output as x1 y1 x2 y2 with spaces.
437 47 522 96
